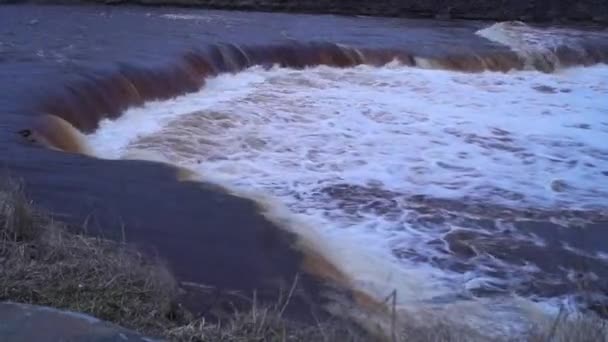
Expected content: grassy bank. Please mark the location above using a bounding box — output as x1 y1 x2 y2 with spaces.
1 177 606 341
0 178 366 341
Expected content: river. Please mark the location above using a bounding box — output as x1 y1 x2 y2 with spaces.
1 4 607 339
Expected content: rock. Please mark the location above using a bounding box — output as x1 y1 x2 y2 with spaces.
0 302 159 342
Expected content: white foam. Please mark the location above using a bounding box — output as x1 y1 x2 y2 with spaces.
207 181 455 303
90 63 608 209
87 63 608 334
160 14 226 22
476 21 608 69
89 70 268 158
159 13 248 26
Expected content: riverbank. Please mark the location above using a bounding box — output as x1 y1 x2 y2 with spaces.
0 177 369 341
1 177 606 341
3 0 608 23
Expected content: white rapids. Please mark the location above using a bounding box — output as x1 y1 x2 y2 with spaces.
87 52 608 335
90 63 608 208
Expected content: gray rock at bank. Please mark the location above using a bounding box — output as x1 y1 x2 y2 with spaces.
0 302 160 342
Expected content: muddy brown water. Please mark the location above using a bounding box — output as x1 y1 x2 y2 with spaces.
1 4 608 323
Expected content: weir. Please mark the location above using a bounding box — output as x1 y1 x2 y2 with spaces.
24 36 608 153
2 4 608 337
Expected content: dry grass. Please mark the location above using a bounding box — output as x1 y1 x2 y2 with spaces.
1 176 607 342
166 303 370 342
526 310 608 342
0 178 179 336
0 177 370 341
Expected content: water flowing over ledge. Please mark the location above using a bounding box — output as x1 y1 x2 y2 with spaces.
85 61 608 326
2 6 608 338
26 21 608 150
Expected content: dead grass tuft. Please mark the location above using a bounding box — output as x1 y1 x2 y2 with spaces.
527 311 608 342
167 305 369 342
0 179 39 242
0 178 179 336
0 177 372 341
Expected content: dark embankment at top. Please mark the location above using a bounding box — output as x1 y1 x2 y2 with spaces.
6 0 608 23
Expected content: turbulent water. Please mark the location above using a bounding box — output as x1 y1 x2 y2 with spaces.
83 19 608 335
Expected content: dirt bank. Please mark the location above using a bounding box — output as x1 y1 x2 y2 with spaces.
4 0 608 23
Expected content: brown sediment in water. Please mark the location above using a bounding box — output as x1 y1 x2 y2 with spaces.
19 114 91 155
20 42 519 152
14 37 608 332
26 38 608 153
301 247 389 315
20 42 421 330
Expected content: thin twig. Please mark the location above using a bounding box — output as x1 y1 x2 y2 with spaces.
548 305 566 340
279 273 300 318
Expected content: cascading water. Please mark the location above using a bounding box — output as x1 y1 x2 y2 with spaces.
4 5 606 337
83 19 608 338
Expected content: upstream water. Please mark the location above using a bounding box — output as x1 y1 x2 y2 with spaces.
82 15 608 335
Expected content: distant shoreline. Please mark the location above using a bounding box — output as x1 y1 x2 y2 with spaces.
3 0 608 24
